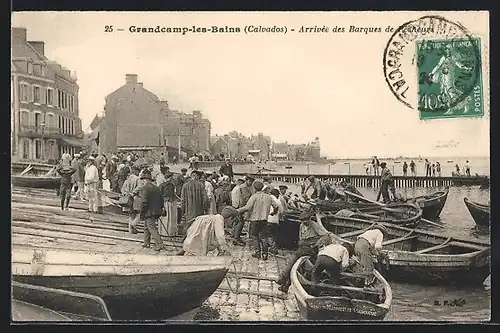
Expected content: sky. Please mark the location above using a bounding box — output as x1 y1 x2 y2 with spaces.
11 11 490 159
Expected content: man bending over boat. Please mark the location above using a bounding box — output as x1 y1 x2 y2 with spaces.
178 206 239 256
354 224 389 287
312 238 354 286
276 210 332 293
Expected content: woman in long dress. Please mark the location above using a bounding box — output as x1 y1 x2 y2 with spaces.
158 172 178 236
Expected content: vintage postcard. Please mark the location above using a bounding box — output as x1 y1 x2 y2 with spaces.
11 11 490 323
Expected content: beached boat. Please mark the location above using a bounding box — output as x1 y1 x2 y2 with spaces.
315 212 490 285
12 300 71 321
12 175 60 189
406 188 449 221
290 256 392 320
12 247 231 320
464 197 490 227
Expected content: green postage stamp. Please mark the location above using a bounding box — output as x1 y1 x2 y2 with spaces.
416 37 484 120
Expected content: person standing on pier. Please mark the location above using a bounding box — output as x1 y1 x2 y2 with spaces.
57 154 77 210
402 161 408 177
380 162 396 203
121 165 141 234
180 171 208 233
84 156 100 213
410 160 416 177
372 156 380 176
219 158 234 182
71 153 85 201
465 160 471 176
139 169 165 251
436 162 442 177
158 172 178 236
353 225 388 287
425 159 432 177
237 181 279 260
431 163 436 177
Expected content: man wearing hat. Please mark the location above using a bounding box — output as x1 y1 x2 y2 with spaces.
278 185 289 211
354 224 388 286
71 153 85 201
178 206 239 256
106 155 120 192
139 169 165 251
231 175 255 246
237 180 279 260
219 158 234 182
303 175 327 200
56 154 77 210
84 155 100 213
380 162 396 203
180 170 208 233
121 165 141 233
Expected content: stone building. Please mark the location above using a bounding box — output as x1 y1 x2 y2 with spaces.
97 74 211 161
11 27 84 163
248 133 272 161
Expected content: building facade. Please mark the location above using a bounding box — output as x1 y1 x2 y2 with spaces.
97 74 211 161
11 27 84 163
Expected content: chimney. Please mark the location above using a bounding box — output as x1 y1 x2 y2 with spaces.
12 27 27 44
28 41 45 55
137 82 143 88
125 74 138 84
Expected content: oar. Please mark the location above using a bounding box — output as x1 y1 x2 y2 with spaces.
344 190 444 229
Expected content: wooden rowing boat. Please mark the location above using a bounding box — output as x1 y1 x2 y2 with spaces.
12 246 231 320
12 281 111 321
407 188 449 221
314 212 490 286
464 197 490 227
291 256 392 320
12 175 60 189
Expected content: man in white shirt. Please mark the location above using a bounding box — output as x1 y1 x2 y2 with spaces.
84 156 100 213
312 238 354 285
354 224 388 286
267 189 285 254
230 178 246 246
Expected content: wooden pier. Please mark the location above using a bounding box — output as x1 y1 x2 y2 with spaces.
234 173 490 188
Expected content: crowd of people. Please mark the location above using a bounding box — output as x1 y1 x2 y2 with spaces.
365 156 472 177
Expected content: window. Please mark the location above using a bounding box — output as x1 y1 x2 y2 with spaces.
71 119 74 134
21 111 30 127
47 88 54 106
20 83 29 101
33 64 43 76
46 114 54 129
57 90 62 108
35 140 43 159
33 86 41 103
23 140 30 159
27 63 33 75
34 112 42 128
69 95 73 112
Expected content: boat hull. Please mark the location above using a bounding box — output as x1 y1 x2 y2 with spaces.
464 197 490 227
12 176 60 190
12 300 70 321
409 189 449 221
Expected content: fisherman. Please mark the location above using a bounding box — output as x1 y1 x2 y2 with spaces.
303 175 327 200
201 172 217 215
230 178 245 243
106 155 119 192
214 179 232 214
84 155 100 213
410 160 416 177
219 158 234 182
267 188 285 255
276 210 332 293
56 154 77 211
312 238 354 285
180 170 208 233
278 185 289 211
262 176 274 193
465 160 471 176
71 153 85 201
177 206 239 256
425 159 432 177
380 162 396 203
237 181 279 260
139 169 165 251
121 165 141 234
156 165 169 186
402 161 408 177
436 162 442 177
158 172 178 236
233 175 256 245
354 224 389 287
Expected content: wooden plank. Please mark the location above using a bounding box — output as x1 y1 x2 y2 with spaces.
382 235 418 246
19 164 33 176
12 227 118 246
415 237 452 254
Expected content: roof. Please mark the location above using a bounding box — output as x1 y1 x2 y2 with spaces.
211 136 228 147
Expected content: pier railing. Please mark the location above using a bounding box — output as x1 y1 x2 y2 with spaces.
233 173 489 188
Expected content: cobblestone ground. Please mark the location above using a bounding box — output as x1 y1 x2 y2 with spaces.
200 236 302 321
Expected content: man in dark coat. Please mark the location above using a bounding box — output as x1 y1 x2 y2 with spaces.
219 158 234 181
106 155 119 192
180 170 208 233
139 169 165 251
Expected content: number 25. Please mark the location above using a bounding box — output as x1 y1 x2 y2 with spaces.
105 25 113 33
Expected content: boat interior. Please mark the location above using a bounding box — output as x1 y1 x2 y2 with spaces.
296 258 386 304
322 217 487 255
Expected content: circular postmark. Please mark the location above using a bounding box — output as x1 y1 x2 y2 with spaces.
383 15 481 114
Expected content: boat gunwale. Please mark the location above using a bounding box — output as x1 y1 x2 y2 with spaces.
464 197 490 212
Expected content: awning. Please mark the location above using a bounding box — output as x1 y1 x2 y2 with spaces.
60 137 86 147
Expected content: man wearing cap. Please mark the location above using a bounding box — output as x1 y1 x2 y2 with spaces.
84 156 100 213
106 155 120 192
219 158 234 182
158 172 178 236
180 170 208 232
139 169 165 251
57 154 77 210
71 153 85 201
278 185 289 211
312 238 354 285
232 175 255 246
267 188 285 254
276 210 332 293
230 178 245 243
262 176 274 193
178 206 239 256
237 180 279 260
121 165 141 234
354 224 388 286
303 176 327 200
380 162 396 203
